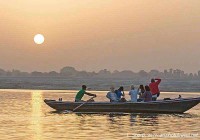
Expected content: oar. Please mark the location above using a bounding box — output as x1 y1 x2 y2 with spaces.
72 96 96 112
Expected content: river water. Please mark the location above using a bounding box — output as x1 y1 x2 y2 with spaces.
0 89 199 140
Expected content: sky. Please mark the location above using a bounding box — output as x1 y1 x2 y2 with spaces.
0 0 200 73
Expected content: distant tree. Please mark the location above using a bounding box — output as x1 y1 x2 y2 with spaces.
6 71 12 76
0 68 6 76
20 72 30 77
98 69 111 75
31 71 44 77
48 71 59 77
138 70 148 77
12 69 21 76
60 66 77 77
113 70 119 74
149 70 160 77
77 71 89 77
91 71 97 76
118 70 135 78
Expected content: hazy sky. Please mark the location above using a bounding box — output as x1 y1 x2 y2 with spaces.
1 0 200 73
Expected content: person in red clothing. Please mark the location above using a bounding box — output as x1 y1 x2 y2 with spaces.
149 78 161 101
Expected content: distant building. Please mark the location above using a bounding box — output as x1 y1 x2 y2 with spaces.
188 73 194 79
167 68 173 78
198 71 200 78
194 73 198 79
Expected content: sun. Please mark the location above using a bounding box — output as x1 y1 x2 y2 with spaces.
34 34 44 44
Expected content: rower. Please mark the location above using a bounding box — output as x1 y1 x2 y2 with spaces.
75 85 97 102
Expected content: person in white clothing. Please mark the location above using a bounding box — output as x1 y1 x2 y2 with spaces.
129 85 139 102
106 86 118 102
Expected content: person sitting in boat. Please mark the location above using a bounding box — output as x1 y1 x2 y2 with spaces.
140 85 152 102
129 85 139 102
75 85 96 102
149 78 161 101
138 85 145 101
115 86 126 102
106 86 118 102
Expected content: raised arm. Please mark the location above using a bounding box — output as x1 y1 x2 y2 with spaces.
155 78 161 84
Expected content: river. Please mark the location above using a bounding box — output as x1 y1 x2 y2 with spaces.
0 89 199 140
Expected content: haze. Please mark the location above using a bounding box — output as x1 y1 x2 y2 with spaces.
1 0 200 73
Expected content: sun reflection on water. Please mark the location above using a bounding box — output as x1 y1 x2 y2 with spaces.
31 91 43 140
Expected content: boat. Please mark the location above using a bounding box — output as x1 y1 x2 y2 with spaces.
44 97 200 114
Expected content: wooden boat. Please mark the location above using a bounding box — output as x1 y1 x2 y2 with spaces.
44 97 200 114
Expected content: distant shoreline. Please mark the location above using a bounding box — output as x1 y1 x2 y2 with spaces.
1 66 200 80
0 76 200 92
0 88 200 95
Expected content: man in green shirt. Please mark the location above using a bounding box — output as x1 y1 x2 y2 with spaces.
75 85 96 102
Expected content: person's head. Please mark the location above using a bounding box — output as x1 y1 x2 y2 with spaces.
145 85 150 91
139 85 144 90
131 85 135 90
82 85 87 90
151 79 155 83
119 86 124 91
110 86 115 92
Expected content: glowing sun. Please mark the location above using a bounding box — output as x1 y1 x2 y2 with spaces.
34 34 44 44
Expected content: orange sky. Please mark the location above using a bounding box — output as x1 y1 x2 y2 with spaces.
0 0 200 73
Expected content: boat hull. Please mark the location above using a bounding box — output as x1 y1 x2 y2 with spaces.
44 97 200 114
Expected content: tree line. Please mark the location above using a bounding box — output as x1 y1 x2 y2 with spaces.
0 66 200 80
